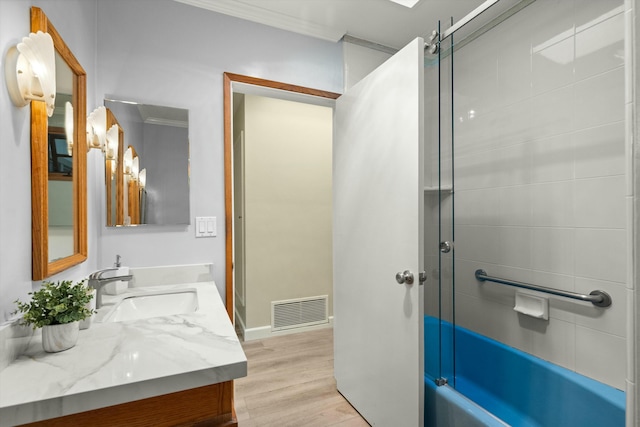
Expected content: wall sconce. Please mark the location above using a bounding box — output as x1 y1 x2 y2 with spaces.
131 156 140 181
105 124 119 161
123 147 133 175
138 168 146 189
87 106 107 151
65 101 74 156
5 31 56 117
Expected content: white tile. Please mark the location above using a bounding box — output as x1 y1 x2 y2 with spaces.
532 36 575 95
530 270 576 322
499 185 532 227
531 227 575 276
455 110 502 156
531 181 575 227
455 293 491 336
627 288 635 379
498 143 532 186
574 278 626 337
424 281 439 318
454 188 498 226
530 318 576 371
453 258 487 299
575 13 625 81
574 121 625 179
574 1 625 32
531 86 574 140
476 265 531 307
574 228 627 283
495 98 532 147
626 102 634 193
455 151 494 191
575 326 626 390
492 302 535 354
498 227 533 270
497 35 532 106
455 293 533 354
453 45 499 114
574 175 626 229
530 133 574 183
423 222 439 257
574 67 625 131
455 225 501 265
527 0 576 47
627 196 634 288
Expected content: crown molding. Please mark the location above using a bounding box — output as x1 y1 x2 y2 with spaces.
174 0 345 42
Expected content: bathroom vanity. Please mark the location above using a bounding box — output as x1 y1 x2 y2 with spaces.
0 265 247 427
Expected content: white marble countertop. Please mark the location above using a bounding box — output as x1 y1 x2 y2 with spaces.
0 280 247 427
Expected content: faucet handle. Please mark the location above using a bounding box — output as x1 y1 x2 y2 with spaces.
115 254 121 268
89 267 119 280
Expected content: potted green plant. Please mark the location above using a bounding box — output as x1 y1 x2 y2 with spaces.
14 279 94 353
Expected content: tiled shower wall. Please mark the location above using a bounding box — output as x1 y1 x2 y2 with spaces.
425 0 627 390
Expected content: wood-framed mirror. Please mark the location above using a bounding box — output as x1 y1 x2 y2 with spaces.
31 7 87 280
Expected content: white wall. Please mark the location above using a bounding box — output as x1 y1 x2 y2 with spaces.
425 0 628 390
0 0 99 324
240 94 333 330
95 0 343 299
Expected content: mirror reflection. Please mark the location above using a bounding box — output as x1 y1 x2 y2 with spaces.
30 6 87 281
48 52 74 262
104 99 190 226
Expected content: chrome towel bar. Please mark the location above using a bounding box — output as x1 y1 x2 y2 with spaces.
474 269 612 308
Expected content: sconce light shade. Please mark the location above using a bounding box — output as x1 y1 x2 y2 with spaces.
87 106 107 151
105 124 119 161
4 31 56 117
131 156 140 181
139 168 146 189
123 147 133 175
65 101 74 156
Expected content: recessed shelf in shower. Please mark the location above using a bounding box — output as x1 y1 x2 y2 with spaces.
424 185 453 194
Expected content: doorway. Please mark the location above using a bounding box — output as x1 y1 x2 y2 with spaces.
223 73 340 338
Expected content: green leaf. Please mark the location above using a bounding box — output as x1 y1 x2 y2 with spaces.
13 279 94 328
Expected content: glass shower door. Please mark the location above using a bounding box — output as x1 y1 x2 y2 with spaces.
424 21 456 387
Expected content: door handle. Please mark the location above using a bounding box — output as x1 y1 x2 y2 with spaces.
440 241 453 253
396 270 414 285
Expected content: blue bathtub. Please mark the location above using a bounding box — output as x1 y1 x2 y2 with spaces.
424 316 625 427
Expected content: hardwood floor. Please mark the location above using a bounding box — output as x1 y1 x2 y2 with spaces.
234 328 370 427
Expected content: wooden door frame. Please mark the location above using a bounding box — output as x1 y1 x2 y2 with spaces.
223 72 340 321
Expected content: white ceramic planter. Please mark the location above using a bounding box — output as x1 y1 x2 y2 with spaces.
42 321 79 353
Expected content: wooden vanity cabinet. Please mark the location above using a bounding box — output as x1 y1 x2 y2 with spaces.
19 381 236 427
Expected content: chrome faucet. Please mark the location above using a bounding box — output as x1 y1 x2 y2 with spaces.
88 268 133 308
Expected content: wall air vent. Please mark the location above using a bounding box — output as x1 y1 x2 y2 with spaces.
271 295 328 331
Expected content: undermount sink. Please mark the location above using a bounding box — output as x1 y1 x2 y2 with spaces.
98 288 199 323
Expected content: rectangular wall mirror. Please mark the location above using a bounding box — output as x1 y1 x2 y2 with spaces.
31 7 87 280
103 99 190 226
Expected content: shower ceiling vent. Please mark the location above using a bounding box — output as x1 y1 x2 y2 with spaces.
271 295 328 331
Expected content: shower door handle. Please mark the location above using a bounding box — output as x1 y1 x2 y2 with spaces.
440 241 453 253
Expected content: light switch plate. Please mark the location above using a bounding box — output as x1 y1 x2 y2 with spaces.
195 216 216 238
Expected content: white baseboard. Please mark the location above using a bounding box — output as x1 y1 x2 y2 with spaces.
243 316 334 341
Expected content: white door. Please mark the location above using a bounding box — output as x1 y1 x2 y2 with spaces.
334 38 425 426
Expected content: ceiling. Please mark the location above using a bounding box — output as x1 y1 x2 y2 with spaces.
174 0 487 50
